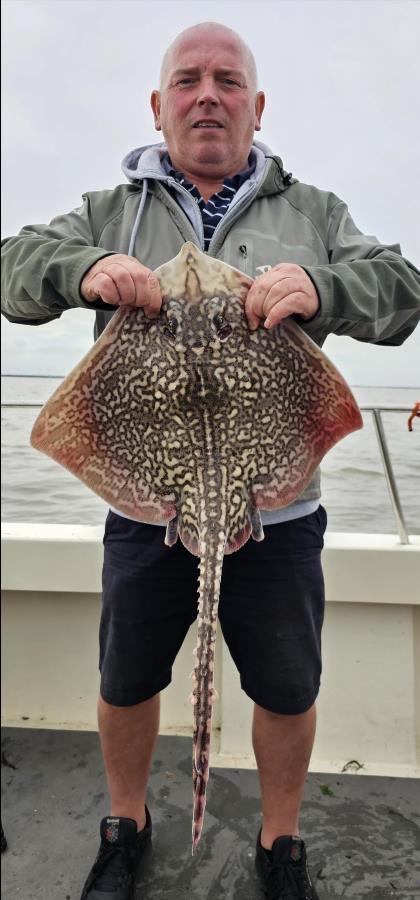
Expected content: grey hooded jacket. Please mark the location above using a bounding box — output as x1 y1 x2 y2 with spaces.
2 140 420 511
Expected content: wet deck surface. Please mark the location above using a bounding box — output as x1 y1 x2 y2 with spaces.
1 727 420 899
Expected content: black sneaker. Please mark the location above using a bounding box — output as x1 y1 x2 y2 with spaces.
1 822 7 853
255 831 320 900
80 808 152 899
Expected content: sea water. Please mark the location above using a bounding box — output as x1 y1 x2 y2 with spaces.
1 377 419 535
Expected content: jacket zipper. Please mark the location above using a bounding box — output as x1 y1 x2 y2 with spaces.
207 173 267 257
145 163 270 256
238 244 249 273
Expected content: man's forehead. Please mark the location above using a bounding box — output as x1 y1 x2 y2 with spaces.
168 32 247 72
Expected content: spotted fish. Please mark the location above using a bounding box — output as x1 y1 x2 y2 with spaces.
30 243 363 852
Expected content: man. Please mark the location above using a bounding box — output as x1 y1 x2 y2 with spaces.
2 21 420 900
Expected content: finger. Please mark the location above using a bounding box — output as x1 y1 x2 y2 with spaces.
106 264 136 305
271 262 301 277
129 265 159 314
143 272 162 318
122 261 149 305
264 292 306 328
92 273 121 305
261 277 302 317
245 303 261 331
246 266 297 305
246 272 299 329
245 281 269 330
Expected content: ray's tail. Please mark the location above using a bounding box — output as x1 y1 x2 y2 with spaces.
191 522 226 853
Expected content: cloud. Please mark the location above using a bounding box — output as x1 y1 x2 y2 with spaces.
1 310 96 376
324 331 420 388
2 0 420 381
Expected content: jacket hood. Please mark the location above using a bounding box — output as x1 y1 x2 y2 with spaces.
121 140 293 190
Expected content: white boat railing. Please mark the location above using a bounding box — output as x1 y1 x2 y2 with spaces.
1 400 418 544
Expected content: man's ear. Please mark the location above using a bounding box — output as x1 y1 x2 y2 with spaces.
254 91 265 132
150 91 162 131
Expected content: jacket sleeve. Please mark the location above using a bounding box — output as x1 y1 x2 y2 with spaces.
299 199 420 346
1 196 116 325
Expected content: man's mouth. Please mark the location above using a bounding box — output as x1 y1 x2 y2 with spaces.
192 120 224 129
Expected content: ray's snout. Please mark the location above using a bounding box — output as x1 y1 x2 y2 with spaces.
161 295 236 357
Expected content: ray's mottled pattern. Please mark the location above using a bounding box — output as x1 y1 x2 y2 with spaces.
30 243 363 852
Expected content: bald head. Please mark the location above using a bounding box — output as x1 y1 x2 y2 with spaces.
159 22 258 94
150 21 265 191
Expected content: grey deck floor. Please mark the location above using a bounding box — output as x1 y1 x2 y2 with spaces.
1 727 420 900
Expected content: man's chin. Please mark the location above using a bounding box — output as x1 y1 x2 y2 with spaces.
191 149 228 168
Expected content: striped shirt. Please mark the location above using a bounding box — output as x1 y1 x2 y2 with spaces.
164 154 256 251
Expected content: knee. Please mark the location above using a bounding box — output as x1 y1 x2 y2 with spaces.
98 692 160 716
254 701 316 721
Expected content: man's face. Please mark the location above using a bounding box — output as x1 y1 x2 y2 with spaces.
151 31 265 178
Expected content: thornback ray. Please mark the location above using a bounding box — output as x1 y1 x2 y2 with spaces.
30 242 363 852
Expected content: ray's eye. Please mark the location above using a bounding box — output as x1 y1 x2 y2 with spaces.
213 313 232 342
164 317 178 341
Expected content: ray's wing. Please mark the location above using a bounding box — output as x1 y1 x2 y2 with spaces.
30 306 177 523
30 243 253 529
222 315 363 554
250 317 362 506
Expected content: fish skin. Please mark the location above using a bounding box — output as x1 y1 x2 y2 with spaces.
30 242 363 852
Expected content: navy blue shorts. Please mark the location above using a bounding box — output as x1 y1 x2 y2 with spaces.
99 506 327 715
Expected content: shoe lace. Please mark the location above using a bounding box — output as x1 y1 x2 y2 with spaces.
90 843 133 891
266 859 311 900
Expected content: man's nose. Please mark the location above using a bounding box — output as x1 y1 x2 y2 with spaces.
196 78 220 106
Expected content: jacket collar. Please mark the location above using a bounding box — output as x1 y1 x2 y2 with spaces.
121 140 295 197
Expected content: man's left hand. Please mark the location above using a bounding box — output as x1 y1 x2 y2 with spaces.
245 263 320 330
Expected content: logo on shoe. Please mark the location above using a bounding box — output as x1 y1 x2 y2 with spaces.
105 817 120 843
290 839 302 862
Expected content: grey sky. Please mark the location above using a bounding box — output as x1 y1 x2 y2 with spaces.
2 0 419 384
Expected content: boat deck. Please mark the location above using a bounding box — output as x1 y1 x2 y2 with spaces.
1 728 419 899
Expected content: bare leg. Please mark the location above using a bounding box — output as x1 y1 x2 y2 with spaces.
97 693 160 831
252 702 317 850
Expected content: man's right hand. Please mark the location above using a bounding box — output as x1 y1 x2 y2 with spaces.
80 254 162 318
